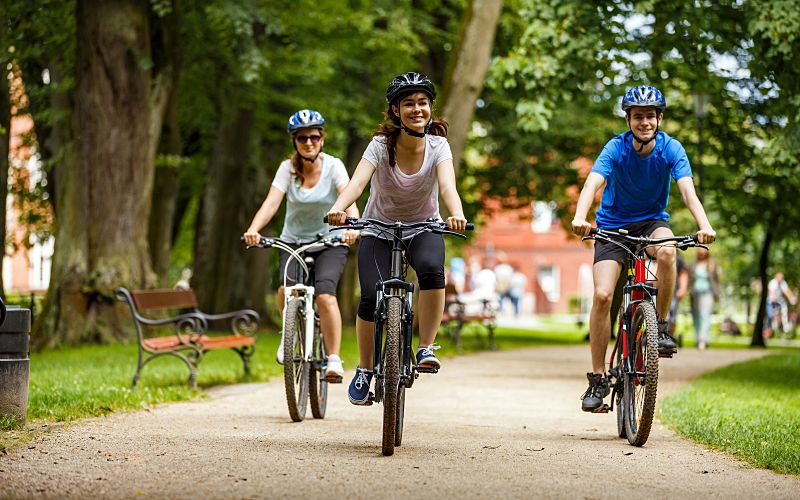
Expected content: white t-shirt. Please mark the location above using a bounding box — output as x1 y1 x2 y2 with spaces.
271 152 349 243
361 135 453 226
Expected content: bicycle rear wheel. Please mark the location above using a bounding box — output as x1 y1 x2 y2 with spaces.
283 298 309 422
382 297 402 456
309 316 328 419
623 301 659 446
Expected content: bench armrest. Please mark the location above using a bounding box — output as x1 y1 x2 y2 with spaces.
194 309 260 336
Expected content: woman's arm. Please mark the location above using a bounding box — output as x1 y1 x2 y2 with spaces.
326 158 375 225
437 159 467 232
243 186 285 245
336 182 361 244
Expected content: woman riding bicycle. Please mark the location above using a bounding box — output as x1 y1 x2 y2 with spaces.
243 109 359 382
325 72 467 405
571 85 716 412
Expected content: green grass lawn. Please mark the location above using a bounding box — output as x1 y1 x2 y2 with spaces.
660 350 800 475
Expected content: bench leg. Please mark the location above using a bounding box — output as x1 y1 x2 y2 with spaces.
132 351 199 389
487 324 497 350
235 345 256 377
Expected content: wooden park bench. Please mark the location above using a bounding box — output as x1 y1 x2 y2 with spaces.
116 287 260 388
440 283 497 351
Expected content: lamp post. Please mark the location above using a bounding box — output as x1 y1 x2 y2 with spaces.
692 92 710 202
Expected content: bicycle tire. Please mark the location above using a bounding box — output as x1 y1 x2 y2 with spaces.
382 297 402 456
395 385 406 447
309 316 328 419
283 298 309 422
623 301 659 446
614 330 626 439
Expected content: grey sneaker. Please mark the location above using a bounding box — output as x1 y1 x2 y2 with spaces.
581 372 610 412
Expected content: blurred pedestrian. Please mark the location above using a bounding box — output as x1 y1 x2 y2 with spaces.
508 267 528 316
689 247 720 350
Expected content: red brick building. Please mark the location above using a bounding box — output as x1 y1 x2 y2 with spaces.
465 199 595 314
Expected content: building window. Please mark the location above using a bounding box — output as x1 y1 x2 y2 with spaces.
531 201 556 233
538 265 560 302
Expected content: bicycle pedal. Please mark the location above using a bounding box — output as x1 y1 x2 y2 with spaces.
325 375 343 383
592 404 611 413
658 351 676 358
416 365 439 374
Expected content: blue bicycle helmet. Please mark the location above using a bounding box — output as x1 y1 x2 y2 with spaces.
621 85 666 112
287 109 325 135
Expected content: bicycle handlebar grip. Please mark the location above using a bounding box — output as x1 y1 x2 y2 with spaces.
589 227 599 235
466 223 474 231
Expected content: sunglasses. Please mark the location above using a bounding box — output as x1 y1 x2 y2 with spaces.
295 134 322 144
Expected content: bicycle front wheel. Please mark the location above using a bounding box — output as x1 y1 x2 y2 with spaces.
613 329 626 439
283 298 309 422
623 301 659 446
309 316 328 419
382 297 402 456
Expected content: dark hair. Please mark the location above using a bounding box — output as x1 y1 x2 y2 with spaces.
289 130 325 186
374 102 448 167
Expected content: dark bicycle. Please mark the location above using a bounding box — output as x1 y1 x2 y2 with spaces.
584 227 708 446
243 233 345 422
329 217 472 456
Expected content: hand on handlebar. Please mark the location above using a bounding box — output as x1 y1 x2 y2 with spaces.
325 210 347 226
447 216 467 233
340 229 360 245
571 218 592 237
242 230 262 246
696 227 716 245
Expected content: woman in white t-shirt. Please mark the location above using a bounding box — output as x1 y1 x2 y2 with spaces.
326 72 467 405
243 109 359 381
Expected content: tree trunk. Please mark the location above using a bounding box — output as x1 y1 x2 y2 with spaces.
192 104 270 317
146 1 182 286
751 222 774 347
440 0 503 173
35 0 155 347
0 54 10 298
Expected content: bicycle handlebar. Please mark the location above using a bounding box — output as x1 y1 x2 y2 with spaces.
323 216 473 239
240 232 344 250
584 227 708 251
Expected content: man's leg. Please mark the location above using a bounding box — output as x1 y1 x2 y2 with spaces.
582 259 622 412
648 226 677 320
589 260 623 373
648 226 678 353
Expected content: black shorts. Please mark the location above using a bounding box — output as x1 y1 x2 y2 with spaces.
278 244 349 296
593 220 671 264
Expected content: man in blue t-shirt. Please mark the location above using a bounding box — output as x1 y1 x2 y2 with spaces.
571 85 716 412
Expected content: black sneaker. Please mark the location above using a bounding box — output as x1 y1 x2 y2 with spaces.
658 321 678 355
581 372 610 412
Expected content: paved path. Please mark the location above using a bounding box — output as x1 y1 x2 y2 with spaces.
1 346 798 499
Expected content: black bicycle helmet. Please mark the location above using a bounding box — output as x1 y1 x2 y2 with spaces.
385 72 436 104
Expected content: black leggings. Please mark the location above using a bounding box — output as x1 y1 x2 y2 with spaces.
357 233 445 322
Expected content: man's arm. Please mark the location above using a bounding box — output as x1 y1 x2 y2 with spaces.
571 172 605 236
676 177 716 244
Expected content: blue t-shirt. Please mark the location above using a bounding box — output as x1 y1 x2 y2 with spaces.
591 131 692 228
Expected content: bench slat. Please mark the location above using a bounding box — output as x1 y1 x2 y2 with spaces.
131 289 198 310
201 336 256 349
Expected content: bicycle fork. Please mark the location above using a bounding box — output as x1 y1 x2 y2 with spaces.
283 284 317 362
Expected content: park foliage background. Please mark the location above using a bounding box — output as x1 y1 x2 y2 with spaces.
1 0 799 347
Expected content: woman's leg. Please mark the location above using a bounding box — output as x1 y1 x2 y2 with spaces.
698 292 714 347
312 246 349 356
407 232 446 349
355 236 392 368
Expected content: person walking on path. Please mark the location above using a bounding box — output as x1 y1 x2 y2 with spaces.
689 247 720 350
570 85 716 412
243 109 360 382
326 72 468 405
766 272 797 339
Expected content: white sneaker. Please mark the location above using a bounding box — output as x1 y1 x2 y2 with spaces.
276 338 284 364
325 354 344 382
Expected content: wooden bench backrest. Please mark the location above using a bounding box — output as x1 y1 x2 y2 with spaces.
130 288 198 311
